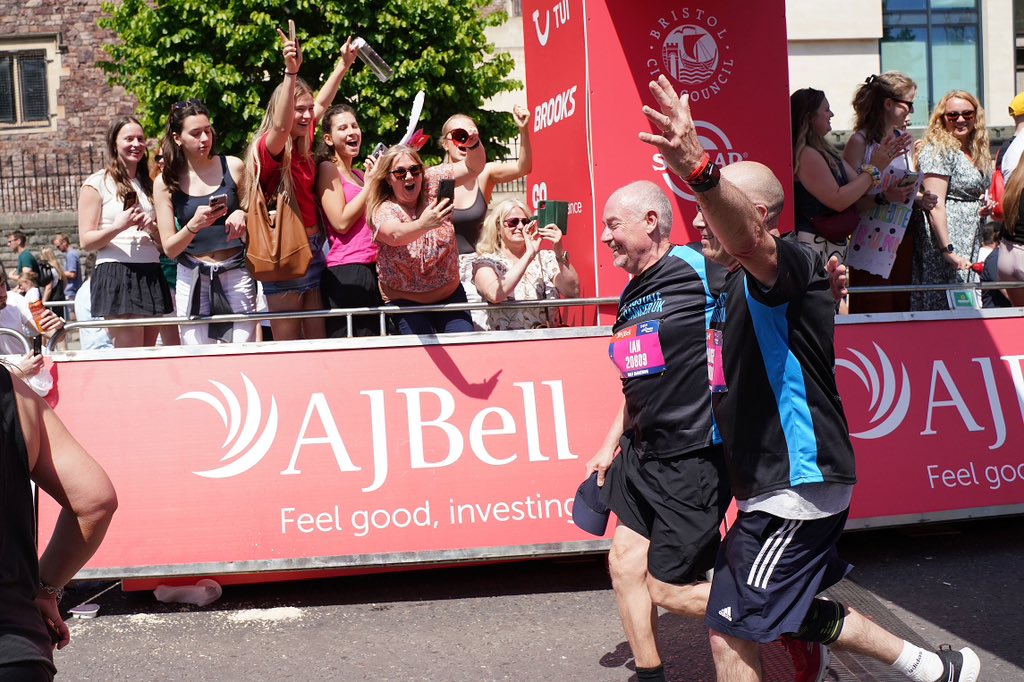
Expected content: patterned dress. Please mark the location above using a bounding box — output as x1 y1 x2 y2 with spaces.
472 250 561 330
912 144 988 311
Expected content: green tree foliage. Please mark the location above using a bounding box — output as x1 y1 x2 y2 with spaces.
98 0 520 162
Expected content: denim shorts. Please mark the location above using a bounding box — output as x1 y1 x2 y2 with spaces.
261 233 327 296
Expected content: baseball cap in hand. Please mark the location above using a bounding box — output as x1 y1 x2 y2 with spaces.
572 471 610 536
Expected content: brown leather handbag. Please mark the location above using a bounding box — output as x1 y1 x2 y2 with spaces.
245 155 313 283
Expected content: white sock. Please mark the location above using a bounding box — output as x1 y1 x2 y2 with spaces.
891 641 944 682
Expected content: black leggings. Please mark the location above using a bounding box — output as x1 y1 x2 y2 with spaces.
0 661 55 682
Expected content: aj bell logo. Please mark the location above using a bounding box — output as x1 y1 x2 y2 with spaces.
179 373 278 479
532 0 570 47
646 7 733 102
836 343 911 439
651 120 747 201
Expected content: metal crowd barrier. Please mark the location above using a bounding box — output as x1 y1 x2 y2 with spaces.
0 327 31 354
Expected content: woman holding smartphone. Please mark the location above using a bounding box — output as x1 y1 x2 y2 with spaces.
473 198 579 330
440 107 532 328
843 72 934 313
365 139 485 335
153 99 255 345
242 24 358 341
78 116 172 348
315 103 383 337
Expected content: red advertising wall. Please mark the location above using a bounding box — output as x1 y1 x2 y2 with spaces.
522 0 793 305
38 314 1024 577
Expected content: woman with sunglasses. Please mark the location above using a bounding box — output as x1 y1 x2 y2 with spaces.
440 107 532 328
791 88 908 266
911 91 994 311
152 99 256 345
365 140 486 335
315 103 383 337
472 199 579 330
842 72 937 313
77 116 172 348
242 26 358 340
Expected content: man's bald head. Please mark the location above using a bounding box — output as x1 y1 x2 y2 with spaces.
720 161 784 231
607 180 674 238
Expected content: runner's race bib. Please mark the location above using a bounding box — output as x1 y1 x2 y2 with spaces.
609 321 667 378
706 328 728 393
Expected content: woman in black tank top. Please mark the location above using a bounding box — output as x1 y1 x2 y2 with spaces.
0 366 116 680
441 107 534 328
152 100 257 345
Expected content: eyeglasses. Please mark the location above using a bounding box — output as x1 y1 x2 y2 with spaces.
504 217 531 228
389 165 423 180
171 98 202 112
944 110 976 122
892 98 915 113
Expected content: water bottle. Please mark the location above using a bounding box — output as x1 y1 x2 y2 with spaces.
352 38 393 82
153 578 223 606
25 287 46 332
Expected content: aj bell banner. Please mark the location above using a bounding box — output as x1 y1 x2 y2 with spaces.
39 315 1024 576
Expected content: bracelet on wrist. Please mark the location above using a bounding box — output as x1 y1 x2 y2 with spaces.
859 164 882 188
685 152 711 183
38 582 64 603
186 224 199 234
687 161 721 194
284 70 299 76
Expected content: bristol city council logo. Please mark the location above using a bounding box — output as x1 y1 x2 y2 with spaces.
178 373 279 479
835 343 911 439
646 8 733 102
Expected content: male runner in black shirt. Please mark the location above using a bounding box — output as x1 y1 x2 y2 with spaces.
638 75 980 682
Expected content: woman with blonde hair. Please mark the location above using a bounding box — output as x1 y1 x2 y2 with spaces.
243 26 357 340
37 247 67 318
472 198 579 331
366 140 485 335
791 88 907 265
912 90 995 311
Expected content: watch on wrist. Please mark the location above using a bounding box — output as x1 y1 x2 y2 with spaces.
941 243 955 254
687 161 721 194
873 194 889 206
557 250 570 266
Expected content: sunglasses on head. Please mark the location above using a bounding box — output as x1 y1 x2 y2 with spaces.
389 165 423 180
171 98 202 112
944 110 975 122
448 128 470 144
504 217 531 228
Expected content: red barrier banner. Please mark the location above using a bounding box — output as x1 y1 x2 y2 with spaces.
39 315 1024 577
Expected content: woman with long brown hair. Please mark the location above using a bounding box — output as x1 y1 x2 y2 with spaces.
243 26 357 340
995 155 1024 306
912 91 995 311
77 116 172 347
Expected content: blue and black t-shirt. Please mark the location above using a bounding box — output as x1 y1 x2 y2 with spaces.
610 243 726 459
710 236 856 500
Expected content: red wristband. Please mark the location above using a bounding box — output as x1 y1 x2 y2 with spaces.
685 152 711 183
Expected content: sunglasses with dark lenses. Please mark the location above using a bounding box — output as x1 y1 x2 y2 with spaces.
943 110 976 122
389 165 423 180
449 129 470 144
892 98 915 113
171 98 202 112
504 217 531 228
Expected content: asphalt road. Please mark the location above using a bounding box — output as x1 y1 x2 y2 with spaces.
52 516 1023 681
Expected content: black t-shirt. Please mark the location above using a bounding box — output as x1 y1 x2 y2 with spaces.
610 244 727 458
710 236 856 499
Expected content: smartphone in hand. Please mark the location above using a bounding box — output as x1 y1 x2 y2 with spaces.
209 194 228 212
123 190 138 211
370 143 386 161
32 335 42 356
438 179 455 205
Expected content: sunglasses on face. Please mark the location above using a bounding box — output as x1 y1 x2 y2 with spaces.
504 217 531 228
944 110 976 122
892 98 915 113
171 98 202 112
448 128 470 144
389 165 423 180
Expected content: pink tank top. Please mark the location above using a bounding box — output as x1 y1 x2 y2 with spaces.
325 168 377 267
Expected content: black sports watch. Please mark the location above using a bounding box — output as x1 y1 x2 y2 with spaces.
940 243 955 253
687 161 721 194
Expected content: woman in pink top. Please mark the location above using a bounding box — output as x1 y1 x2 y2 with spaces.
365 140 485 335
242 26 357 341
316 104 382 337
